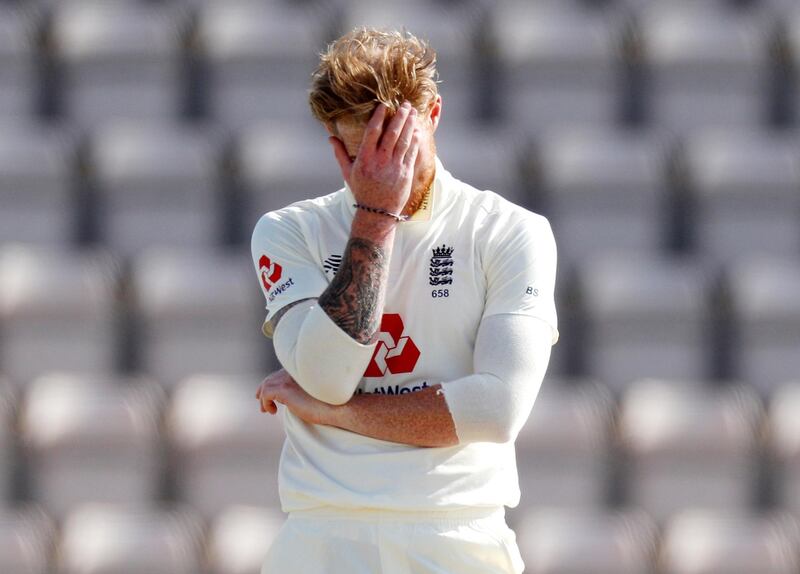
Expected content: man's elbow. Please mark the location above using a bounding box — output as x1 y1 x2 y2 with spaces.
298 376 356 406
294 360 362 405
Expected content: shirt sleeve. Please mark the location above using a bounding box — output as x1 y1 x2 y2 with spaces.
482 212 559 344
440 313 552 444
250 210 329 337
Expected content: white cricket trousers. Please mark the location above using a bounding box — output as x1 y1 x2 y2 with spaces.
261 507 524 574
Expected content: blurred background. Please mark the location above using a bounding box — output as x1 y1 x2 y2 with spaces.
1 0 800 572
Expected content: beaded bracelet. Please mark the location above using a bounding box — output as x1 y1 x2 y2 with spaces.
353 204 409 222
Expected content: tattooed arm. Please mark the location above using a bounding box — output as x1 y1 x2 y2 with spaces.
318 228 392 344
318 101 420 343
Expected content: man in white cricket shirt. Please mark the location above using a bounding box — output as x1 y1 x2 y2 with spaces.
252 28 558 574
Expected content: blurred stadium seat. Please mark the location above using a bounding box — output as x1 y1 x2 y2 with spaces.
536 127 669 266
579 255 711 391
637 5 771 130
207 505 285 574
233 123 340 235
490 3 622 129
515 508 658 574
57 504 204 574
770 381 800 516
683 129 800 266
728 257 800 392
659 510 800 574
0 245 119 388
20 372 165 518
513 378 614 517
0 123 76 246
0 7 36 120
88 121 222 255
50 2 184 126
0 507 55 574
619 379 762 521
0 377 13 508
785 7 800 124
166 374 285 521
131 247 269 386
195 1 327 129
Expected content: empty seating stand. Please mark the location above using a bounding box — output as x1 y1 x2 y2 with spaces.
728 257 800 392
0 507 55 574
770 382 800 516
58 504 204 574
0 377 13 508
619 378 762 521
537 127 668 267
88 122 222 256
0 7 36 120
491 2 622 129
0 123 76 246
234 123 341 234
196 1 326 129
512 378 614 518
167 374 285 521
20 372 165 518
683 129 800 267
638 5 771 131
515 508 658 574
207 505 285 574
660 510 800 574
785 9 800 125
51 2 184 126
0 245 119 387
579 255 711 391
131 248 269 386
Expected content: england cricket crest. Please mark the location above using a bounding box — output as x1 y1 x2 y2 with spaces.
429 244 454 286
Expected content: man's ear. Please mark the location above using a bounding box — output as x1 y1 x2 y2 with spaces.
428 95 442 133
324 121 339 137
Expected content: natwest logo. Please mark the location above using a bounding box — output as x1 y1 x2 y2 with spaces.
258 255 282 291
363 314 421 377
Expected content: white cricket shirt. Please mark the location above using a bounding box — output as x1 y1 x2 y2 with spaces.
251 158 558 512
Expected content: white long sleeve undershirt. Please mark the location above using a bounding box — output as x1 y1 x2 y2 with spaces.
439 313 552 444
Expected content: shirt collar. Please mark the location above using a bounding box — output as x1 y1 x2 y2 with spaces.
343 156 448 224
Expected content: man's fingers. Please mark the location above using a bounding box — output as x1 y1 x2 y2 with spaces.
329 137 353 182
393 108 417 160
403 131 421 170
360 103 387 152
259 388 279 414
379 102 412 156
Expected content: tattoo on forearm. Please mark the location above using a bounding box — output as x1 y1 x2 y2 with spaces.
319 237 387 344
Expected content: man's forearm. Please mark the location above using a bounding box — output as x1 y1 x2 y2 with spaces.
318 212 395 344
317 101 419 345
323 385 459 448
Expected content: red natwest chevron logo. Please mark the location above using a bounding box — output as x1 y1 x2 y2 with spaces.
363 314 421 377
259 255 282 291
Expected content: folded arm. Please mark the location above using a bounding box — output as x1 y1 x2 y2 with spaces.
258 313 553 447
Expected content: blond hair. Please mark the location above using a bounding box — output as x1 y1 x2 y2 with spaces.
309 28 439 126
